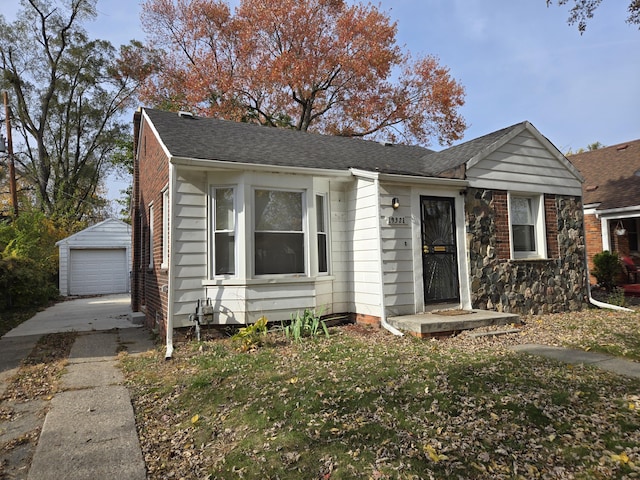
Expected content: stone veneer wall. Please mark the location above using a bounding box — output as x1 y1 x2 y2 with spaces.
466 188 589 314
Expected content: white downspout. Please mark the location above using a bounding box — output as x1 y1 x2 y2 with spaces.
587 283 633 312
373 176 404 336
165 163 176 359
583 242 634 312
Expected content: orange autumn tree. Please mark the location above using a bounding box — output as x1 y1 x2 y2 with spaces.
140 0 466 146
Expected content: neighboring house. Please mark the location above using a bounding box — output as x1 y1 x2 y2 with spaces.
131 108 588 349
57 218 132 296
568 139 640 282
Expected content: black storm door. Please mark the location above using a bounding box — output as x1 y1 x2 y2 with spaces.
420 196 459 304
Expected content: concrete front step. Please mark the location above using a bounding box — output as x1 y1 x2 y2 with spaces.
387 309 520 338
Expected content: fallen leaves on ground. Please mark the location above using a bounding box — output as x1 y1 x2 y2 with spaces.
121 308 640 479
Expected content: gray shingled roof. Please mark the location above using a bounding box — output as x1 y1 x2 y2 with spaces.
143 108 525 178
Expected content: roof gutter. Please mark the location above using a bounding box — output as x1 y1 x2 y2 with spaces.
351 168 468 188
171 156 353 180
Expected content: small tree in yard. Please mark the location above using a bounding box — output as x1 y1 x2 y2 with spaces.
592 250 622 292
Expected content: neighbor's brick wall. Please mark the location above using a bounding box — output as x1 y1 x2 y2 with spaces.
583 212 603 283
133 117 170 335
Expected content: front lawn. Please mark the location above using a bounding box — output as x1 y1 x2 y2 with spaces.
121 309 640 479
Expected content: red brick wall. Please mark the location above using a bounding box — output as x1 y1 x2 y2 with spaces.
132 113 170 335
493 191 510 259
544 194 559 258
583 212 602 282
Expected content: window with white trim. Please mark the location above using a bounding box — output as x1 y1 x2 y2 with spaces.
161 188 169 269
212 187 236 275
254 189 305 275
148 203 154 269
316 193 329 274
509 193 546 259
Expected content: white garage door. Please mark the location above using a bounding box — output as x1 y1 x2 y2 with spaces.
69 249 128 295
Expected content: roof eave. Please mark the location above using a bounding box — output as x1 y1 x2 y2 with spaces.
170 155 353 180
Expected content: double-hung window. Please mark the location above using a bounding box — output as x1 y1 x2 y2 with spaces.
254 189 304 275
509 194 546 259
316 194 329 274
148 203 154 269
161 188 169 269
213 187 236 275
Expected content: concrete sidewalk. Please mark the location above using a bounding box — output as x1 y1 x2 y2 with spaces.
511 344 640 379
27 328 154 480
0 294 155 480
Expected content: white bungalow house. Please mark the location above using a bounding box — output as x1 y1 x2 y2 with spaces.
131 108 588 355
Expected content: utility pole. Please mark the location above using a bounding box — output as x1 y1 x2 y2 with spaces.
3 91 18 217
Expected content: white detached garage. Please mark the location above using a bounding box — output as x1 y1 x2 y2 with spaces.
57 218 132 296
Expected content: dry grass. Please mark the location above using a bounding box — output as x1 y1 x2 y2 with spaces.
122 307 640 479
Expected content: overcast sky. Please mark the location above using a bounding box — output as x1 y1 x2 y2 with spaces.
4 1 639 204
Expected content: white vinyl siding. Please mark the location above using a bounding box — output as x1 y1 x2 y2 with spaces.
349 177 383 317
466 131 582 196
378 186 414 316
172 171 208 324
328 185 350 313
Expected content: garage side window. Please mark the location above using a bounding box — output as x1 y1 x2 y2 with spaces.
148 203 154 270
255 189 304 275
213 187 236 275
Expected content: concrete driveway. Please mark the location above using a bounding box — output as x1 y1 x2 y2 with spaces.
3 294 138 338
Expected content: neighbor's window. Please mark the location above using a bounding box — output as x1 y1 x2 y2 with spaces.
254 189 304 275
509 194 546 259
316 194 329 274
213 187 236 275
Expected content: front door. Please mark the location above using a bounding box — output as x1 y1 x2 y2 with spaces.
420 196 459 304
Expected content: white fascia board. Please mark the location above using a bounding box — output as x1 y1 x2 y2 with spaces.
171 155 353 181
141 110 173 160
594 205 640 218
349 168 468 188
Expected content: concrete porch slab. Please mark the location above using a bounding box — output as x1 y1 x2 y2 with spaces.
387 310 520 337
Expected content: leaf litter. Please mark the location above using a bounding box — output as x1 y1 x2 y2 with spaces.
121 308 640 479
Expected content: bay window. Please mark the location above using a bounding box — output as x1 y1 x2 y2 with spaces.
213 187 236 275
254 189 305 275
316 193 329 274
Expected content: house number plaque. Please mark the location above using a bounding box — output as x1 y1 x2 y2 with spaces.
386 216 408 226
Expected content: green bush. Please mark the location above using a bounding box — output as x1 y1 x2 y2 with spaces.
592 250 622 292
0 256 58 310
232 316 269 351
0 211 67 312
